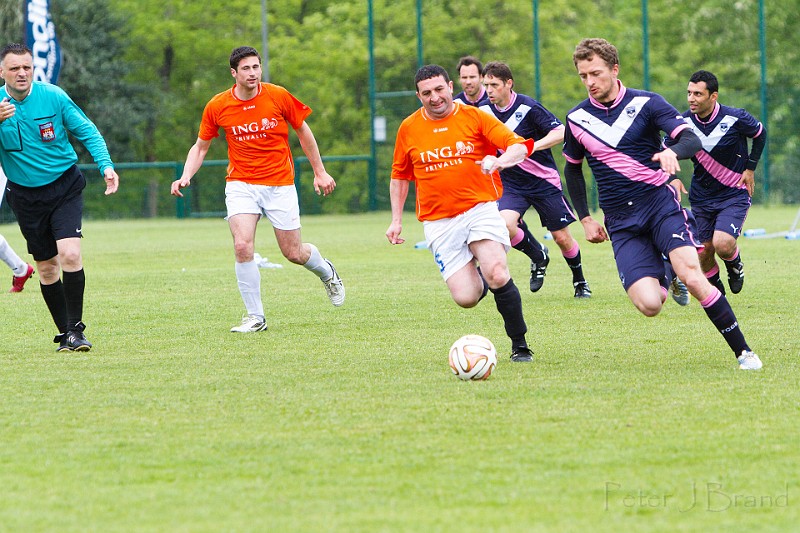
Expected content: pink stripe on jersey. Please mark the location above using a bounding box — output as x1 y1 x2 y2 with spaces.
516 158 562 189
700 287 722 308
695 150 747 189
568 122 671 186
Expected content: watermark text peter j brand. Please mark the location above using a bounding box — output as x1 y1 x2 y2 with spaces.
604 482 789 512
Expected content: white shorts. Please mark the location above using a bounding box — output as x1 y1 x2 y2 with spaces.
224 181 301 230
423 201 510 281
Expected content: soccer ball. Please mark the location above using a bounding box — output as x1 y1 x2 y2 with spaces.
448 335 497 381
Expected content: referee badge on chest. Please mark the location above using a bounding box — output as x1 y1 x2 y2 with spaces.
39 122 56 142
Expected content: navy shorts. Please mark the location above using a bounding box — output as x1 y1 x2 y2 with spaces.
691 192 751 243
5 165 86 261
605 186 702 291
498 188 576 231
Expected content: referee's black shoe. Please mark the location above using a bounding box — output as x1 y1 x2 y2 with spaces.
55 322 92 352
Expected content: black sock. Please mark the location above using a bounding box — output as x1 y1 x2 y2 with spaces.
513 219 545 263
707 271 726 295
490 278 528 349
62 269 86 330
40 279 68 333
565 251 585 284
723 252 743 274
702 295 749 355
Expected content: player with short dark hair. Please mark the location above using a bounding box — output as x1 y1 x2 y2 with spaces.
667 69 766 295
453 56 489 107
480 61 591 298
386 64 536 362
563 38 762 370
172 46 344 333
0 43 120 351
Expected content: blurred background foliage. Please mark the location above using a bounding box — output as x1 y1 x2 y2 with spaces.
1 0 797 219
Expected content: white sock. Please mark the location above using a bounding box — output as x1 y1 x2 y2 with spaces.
0 234 27 275
235 260 264 318
302 243 333 280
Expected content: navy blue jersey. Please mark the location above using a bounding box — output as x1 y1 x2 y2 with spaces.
563 82 689 214
479 92 563 194
677 103 763 205
454 87 489 107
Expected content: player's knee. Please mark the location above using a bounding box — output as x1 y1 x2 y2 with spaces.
636 299 663 317
714 239 737 259
233 240 254 260
58 249 82 269
451 288 480 308
281 249 305 264
481 263 510 288
552 231 572 249
629 287 663 317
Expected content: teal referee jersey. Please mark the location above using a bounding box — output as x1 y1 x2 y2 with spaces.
0 81 113 187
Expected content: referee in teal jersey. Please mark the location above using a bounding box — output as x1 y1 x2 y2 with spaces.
0 43 119 352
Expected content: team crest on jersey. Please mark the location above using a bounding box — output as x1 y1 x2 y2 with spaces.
39 122 56 142
720 123 729 133
261 118 278 130
515 111 524 121
625 106 637 118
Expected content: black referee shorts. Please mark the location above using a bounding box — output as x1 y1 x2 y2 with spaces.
5 165 86 261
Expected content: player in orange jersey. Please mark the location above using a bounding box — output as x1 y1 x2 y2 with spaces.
172 46 344 333
386 64 536 362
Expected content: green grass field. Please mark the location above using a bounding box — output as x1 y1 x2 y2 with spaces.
1 206 798 532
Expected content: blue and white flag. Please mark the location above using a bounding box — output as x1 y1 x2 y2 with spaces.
24 0 62 84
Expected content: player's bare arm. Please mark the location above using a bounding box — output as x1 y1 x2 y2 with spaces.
386 179 409 244
651 147 681 175
532 125 565 152
478 142 531 174
296 121 336 196
738 169 755 197
171 138 212 197
580 216 609 243
668 177 687 203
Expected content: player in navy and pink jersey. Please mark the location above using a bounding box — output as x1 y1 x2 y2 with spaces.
562 38 761 370
453 56 489 107
480 61 591 298
667 70 765 295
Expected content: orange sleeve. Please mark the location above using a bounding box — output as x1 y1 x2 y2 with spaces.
272 85 312 129
198 95 222 141
391 121 414 181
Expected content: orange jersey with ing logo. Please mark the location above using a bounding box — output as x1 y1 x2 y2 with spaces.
199 83 312 185
392 103 531 221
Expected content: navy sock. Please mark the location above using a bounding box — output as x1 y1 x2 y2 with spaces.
702 295 749 355
723 252 743 273
707 271 726 295
513 219 545 263
565 251 585 283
